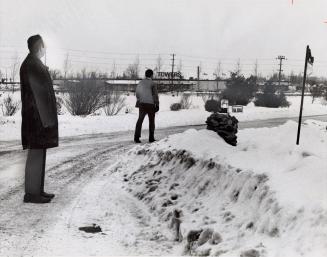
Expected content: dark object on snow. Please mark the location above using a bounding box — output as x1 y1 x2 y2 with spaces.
206 113 238 146
204 99 220 113
197 228 214 246
209 231 223 245
20 53 58 149
79 224 102 233
240 249 260 257
170 102 182 111
170 209 183 242
187 229 203 243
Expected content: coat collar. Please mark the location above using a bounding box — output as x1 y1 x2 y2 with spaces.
27 53 48 69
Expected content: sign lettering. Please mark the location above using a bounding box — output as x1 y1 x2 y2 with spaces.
157 71 182 79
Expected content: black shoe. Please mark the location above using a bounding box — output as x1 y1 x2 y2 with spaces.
134 138 141 143
42 192 55 199
24 194 52 204
149 138 156 143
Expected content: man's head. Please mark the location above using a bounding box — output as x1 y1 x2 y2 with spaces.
27 35 45 58
145 69 153 78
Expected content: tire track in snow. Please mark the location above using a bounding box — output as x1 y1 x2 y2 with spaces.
22 162 177 256
0 142 132 256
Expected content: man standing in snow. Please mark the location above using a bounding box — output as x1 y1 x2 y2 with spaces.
20 35 58 203
134 69 159 143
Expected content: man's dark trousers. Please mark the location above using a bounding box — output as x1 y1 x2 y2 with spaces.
25 149 47 195
135 103 155 141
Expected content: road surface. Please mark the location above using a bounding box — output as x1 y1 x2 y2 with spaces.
0 115 326 256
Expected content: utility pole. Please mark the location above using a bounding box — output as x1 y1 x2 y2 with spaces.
296 46 314 145
276 55 286 87
197 66 200 91
171 54 175 92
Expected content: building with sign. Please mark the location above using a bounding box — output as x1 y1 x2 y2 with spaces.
53 78 226 93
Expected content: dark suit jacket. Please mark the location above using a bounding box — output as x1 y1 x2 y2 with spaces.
20 53 58 149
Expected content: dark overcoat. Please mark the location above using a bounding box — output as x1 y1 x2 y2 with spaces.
20 53 58 149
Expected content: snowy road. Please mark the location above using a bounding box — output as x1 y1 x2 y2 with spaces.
0 136 177 256
0 114 326 256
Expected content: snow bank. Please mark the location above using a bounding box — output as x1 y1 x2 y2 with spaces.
112 120 327 256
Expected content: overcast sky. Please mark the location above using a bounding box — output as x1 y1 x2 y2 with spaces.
0 0 326 78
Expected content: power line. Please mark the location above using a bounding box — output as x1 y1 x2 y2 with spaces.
1 47 327 65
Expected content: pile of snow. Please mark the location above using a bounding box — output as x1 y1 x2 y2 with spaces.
112 120 327 256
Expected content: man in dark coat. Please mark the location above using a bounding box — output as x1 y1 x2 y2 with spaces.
134 69 159 143
20 35 58 203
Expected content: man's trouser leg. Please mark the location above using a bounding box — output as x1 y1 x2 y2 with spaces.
40 149 47 194
148 111 155 141
25 149 46 195
134 108 147 140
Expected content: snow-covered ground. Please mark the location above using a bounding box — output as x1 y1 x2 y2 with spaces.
112 120 327 256
1 92 326 141
1 91 327 256
0 133 180 256
0 121 326 256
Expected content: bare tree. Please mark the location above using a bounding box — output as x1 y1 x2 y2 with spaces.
309 83 323 103
125 55 140 79
110 60 117 79
63 53 72 79
179 93 192 109
1 94 20 116
198 62 202 79
49 69 62 80
214 61 222 79
64 79 104 116
201 91 220 104
177 59 183 73
10 53 20 82
81 67 88 79
55 96 63 115
88 70 98 79
134 55 140 77
75 68 87 79
155 55 163 73
253 59 258 78
99 71 109 79
103 89 127 116
235 58 241 74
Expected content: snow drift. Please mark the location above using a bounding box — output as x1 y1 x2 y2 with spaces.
112 120 327 256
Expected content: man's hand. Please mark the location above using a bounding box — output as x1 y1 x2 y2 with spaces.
154 103 160 112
